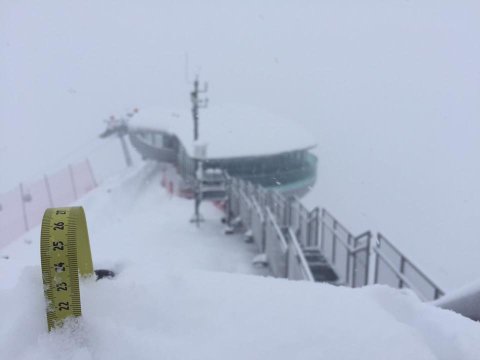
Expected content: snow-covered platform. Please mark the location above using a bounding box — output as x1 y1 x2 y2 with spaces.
130 104 316 159
127 105 318 195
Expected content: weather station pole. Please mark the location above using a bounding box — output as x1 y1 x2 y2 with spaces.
190 76 208 226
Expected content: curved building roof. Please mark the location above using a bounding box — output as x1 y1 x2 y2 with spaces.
130 104 317 160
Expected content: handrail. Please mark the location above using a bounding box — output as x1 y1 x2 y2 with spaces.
351 231 372 253
266 207 288 251
322 208 351 235
321 221 358 252
354 230 372 243
251 197 264 221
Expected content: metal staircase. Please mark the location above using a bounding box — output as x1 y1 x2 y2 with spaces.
302 248 339 283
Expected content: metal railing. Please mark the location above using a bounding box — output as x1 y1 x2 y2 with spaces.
225 175 444 300
265 208 288 278
287 227 315 282
374 234 444 301
227 176 371 289
239 190 253 230
250 198 265 252
217 153 317 190
320 209 370 288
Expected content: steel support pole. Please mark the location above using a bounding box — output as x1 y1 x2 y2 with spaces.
19 183 29 231
44 175 54 207
68 164 78 200
119 134 133 167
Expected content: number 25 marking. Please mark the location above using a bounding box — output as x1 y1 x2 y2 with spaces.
53 241 64 251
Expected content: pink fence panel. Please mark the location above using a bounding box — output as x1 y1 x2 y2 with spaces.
0 159 98 250
71 160 97 198
23 178 52 232
48 167 76 207
0 187 25 248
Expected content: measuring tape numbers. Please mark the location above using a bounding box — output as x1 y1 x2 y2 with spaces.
40 207 94 331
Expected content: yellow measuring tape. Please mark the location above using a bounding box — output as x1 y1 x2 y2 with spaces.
40 207 94 331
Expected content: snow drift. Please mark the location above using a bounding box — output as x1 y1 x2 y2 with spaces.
1 164 479 360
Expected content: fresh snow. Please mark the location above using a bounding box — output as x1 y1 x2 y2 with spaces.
0 163 264 289
1 0 479 290
1 163 480 360
1 1 480 358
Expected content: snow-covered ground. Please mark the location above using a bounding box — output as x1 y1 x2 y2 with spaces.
0 162 264 289
1 162 480 360
1 1 479 291
1 1 480 357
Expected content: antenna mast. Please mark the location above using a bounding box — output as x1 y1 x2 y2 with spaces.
190 76 208 141
190 76 208 227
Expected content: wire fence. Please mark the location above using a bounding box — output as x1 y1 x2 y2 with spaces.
0 159 97 249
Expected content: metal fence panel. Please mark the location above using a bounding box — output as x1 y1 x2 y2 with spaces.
290 198 301 234
321 222 335 266
334 241 349 284
375 256 401 289
307 208 320 247
230 186 241 218
265 209 288 278
239 191 252 229
251 199 265 252
351 248 367 287
290 198 311 248
319 210 371 287
271 192 288 227
374 234 444 300
403 262 442 300
287 229 314 282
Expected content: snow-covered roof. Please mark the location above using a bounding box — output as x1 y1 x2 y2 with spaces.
130 104 317 159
